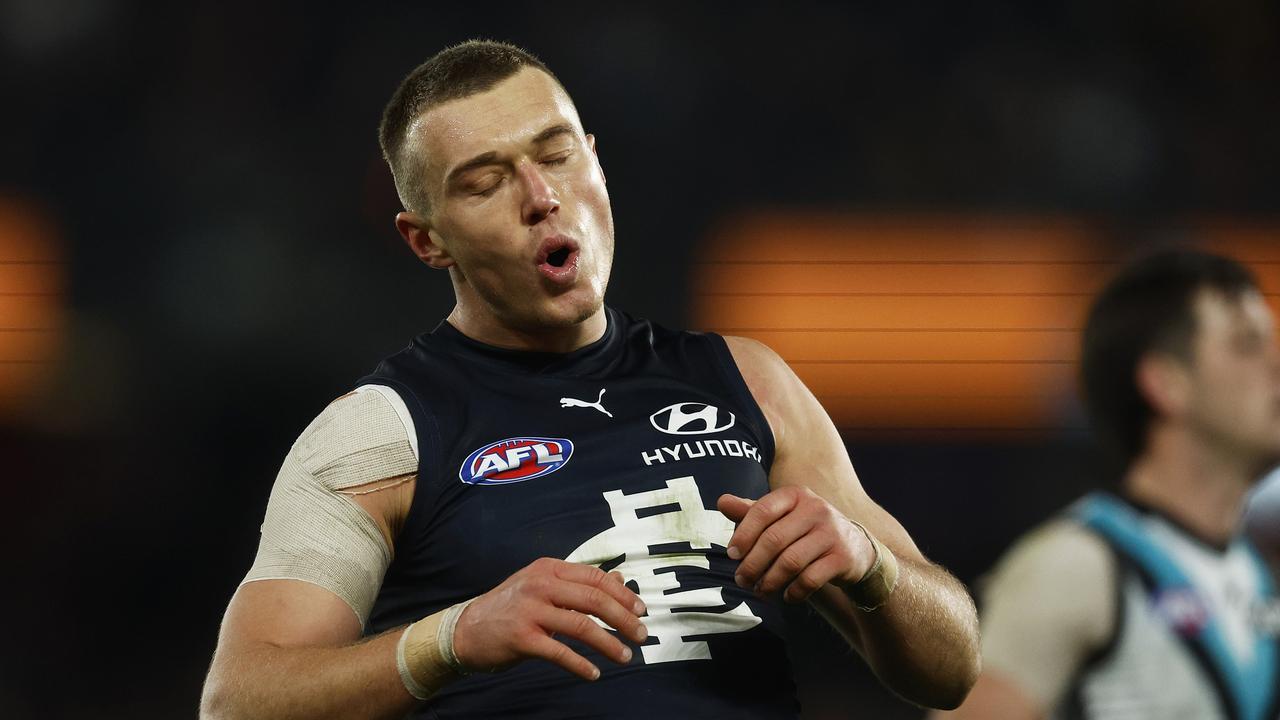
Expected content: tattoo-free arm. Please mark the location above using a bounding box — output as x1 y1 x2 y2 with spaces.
200 579 424 720
724 336 981 709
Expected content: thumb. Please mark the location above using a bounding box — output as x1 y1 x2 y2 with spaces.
717 494 755 522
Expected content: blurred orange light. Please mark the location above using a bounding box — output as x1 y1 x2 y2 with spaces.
694 213 1280 440
0 196 65 418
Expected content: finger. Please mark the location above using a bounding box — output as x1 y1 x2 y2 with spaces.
783 552 845 603
755 531 829 595
732 508 815 588
547 582 649 644
725 490 799 561
540 608 634 665
554 562 646 616
521 632 601 681
716 493 754 523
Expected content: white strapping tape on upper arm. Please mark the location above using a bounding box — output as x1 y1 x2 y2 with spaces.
242 450 392 628
241 389 420 628
354 384 418 461
292 390 418 491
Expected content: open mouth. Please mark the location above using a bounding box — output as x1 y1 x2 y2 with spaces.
546 246 571 268
535 236 581 283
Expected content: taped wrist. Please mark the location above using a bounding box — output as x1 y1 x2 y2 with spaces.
845 521 900 611
397 600 476 700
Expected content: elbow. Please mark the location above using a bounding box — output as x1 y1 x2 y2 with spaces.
920 650 982 710
881 640 980 710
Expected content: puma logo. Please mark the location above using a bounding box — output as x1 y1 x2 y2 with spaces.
560 388 613 418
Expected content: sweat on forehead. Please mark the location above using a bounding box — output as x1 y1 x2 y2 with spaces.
412 71 582 175
378 40 568 213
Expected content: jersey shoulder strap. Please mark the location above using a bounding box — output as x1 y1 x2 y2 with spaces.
1071 492 1279 720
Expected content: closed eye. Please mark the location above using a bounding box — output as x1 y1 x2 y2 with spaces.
472 176 505 197
541 150 573 166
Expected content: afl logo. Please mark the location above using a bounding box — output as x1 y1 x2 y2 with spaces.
650 402 736 435
460 437 574 486
1154 588 1210 637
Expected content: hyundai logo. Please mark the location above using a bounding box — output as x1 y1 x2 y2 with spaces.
649 402 736 435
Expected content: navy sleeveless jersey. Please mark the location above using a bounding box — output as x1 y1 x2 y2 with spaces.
359 307 800 719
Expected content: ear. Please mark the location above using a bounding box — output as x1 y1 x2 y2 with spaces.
395 211 454 269
1136 353 1193 419
586 133 605 184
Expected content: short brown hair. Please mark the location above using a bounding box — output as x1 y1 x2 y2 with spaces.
378 40 559 213
1080 249 1257 466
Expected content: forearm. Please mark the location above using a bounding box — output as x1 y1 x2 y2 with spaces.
815 558 980 709
200 629 429 720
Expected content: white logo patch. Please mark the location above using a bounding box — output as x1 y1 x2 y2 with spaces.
650 403 736 435
560 388 613 418
565 476 761 664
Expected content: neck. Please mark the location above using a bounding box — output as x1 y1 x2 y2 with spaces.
1123 425 1255 546
445 303 608 354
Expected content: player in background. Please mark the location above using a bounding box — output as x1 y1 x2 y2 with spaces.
935 250 1280 720
199 40 980 719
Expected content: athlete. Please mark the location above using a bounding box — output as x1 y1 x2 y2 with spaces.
936 250 1280 720
199 41 980 719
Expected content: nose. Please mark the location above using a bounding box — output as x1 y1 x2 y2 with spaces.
517 159 560 226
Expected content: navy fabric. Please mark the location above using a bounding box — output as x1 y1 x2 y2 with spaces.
360 307 799 719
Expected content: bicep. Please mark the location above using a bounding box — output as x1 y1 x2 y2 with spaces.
218 579 364 654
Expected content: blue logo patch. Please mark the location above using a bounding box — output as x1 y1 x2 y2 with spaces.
460 436 574 486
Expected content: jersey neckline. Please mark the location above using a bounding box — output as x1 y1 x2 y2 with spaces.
1107 491 1237 555
426 306 621 376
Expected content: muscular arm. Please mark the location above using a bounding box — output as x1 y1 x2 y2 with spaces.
201 388 427 719
201 391 646 719
199 386 419 717
723 336 981 709
202 578 422 720
930 522 1116 720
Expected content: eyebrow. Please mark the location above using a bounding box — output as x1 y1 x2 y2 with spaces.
530 123 576 145
445 123 578 186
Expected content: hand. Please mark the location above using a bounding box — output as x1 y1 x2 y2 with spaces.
718 487 875 603
451 558 649 681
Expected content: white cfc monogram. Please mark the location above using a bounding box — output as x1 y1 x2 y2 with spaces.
565 476 761 664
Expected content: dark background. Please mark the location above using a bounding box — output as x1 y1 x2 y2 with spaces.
3 1 1279 717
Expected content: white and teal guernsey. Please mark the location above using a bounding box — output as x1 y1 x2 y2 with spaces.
1067 493 1280 720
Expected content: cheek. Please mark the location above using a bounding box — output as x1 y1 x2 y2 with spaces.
443 217 519 270
568 169 611 224
1217 367 1276 423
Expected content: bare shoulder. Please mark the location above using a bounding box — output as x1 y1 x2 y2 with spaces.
721 335 810 443
990 519 1114 588
976 519 1117 711
721 334 789 384
982 519 1116 648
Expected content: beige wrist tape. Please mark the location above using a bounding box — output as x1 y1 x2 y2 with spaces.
845 521 900 611
396 600 475 700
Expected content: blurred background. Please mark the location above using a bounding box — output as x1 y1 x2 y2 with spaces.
3 1 1279 717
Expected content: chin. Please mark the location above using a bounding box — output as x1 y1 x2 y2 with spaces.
500 288 602 331
542 294 603 327
1246 445 1280 483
